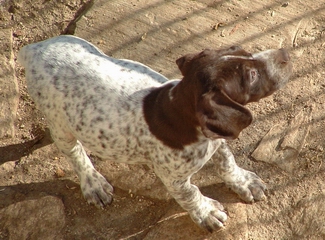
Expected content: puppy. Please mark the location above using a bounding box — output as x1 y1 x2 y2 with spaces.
18 35 292 231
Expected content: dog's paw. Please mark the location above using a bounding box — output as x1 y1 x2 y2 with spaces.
227 168 267 203
80 169 114 208
189 197 227 232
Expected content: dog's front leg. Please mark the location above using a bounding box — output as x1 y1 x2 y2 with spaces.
153 164 227 232
214 140 267 203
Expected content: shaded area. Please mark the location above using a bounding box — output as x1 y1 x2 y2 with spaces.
0 128 52 164
62 0 95 35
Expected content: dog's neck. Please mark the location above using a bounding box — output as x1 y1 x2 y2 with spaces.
143 81 201 150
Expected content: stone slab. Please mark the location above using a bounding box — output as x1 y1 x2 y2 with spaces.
0 195 66 240
252 107 312 173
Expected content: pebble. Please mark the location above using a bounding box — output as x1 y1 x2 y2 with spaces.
282 2 289 7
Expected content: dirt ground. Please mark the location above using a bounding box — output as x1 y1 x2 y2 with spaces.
1 0 325 239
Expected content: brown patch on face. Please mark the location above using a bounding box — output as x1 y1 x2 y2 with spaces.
175 46 255 140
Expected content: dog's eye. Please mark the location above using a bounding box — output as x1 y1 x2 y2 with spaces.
250 69 259 84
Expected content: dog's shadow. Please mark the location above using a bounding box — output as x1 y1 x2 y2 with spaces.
0 179 243 239
0 142 243 240
0 127 243 239
0 128 53 165
0 179 79 207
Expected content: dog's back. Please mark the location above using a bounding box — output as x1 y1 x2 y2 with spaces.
17 35 170 162
18 35 168 97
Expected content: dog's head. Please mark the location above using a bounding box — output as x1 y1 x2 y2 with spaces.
176 46 292 140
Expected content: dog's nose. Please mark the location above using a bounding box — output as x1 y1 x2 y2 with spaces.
278 48 291 64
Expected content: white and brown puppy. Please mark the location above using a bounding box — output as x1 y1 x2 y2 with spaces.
18 35 292 231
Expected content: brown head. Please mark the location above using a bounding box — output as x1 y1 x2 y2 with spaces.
175 46 292 140
144 46 292 149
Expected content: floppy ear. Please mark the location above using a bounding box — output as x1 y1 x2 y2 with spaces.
196 89 253 140
176 53 196 76
176 55 186 72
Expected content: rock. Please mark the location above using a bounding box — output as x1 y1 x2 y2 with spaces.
0 195 66 240
252 107 312 173
55 166 66 178
0 28 19 139
281 108 311 152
